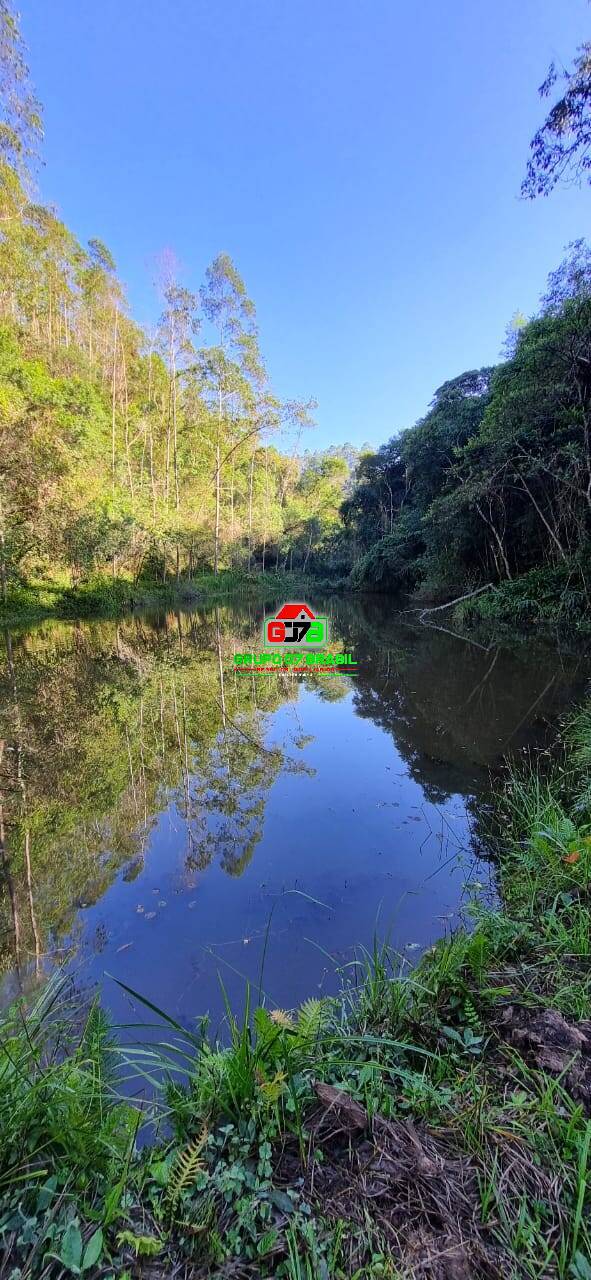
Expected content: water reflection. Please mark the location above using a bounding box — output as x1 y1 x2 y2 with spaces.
0 596 588 1024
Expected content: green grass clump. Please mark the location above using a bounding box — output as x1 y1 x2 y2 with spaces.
0 979 138 1277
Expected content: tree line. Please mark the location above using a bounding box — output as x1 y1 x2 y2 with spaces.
0 3 352 601
343 244 591 620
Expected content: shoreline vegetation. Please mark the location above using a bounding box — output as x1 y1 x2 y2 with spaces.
0 571 331 629
3 565 591 639
1 703 591 1279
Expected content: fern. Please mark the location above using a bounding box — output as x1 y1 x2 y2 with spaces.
116 1230 162 1258
78 999 118 1090
462 995 481 1032
168 1125 208 1207
296 998 329 1045
257 1068 287 1103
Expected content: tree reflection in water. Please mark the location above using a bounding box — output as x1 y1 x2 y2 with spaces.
0 596 588 1015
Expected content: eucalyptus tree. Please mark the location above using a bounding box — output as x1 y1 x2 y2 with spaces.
78 238 117 368
0 2 322 590
198 253 269 572
0 0 42 175
156 281 199 577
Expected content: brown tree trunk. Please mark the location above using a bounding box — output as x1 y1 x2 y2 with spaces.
475 500 512 580
519 476 567 562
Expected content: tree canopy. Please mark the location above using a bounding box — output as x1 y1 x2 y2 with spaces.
523 40 591 197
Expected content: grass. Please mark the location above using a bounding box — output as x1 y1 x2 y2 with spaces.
452 564 591 635
0 569 332 627
1 706 591 1276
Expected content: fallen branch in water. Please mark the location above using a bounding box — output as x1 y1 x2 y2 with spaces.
417 582 494 621
416 618 493 651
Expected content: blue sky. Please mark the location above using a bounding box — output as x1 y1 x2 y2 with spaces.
20 0 590 451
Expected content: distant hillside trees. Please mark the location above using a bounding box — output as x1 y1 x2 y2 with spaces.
0 3 354 595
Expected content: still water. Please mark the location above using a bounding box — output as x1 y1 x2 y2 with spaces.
0 595 589 1030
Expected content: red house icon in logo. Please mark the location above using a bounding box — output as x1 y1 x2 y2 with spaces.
265 602 327 646
275 603 315 622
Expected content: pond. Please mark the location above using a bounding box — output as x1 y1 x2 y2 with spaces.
0 594 589 1033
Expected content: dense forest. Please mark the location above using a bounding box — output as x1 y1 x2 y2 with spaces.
343 244 591 624
344 32 591 624
1 1 591 630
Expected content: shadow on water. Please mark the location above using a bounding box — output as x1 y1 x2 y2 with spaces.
0 593 589 1030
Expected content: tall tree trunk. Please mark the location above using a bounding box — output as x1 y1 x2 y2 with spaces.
214 398 221 575
475 500 512 580
165 419 171 506
519 475 567 562
170 331 181 580
248 448 255 570
302 527 313 571
0 491 8 604
229 461 235 564
111 306 119 497
121 345 134 500
262 447 269 572
149 424 157 523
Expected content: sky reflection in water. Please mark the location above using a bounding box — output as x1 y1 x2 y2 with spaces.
1 595 589 1030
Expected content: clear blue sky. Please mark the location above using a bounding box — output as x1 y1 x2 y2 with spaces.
20 0 590 451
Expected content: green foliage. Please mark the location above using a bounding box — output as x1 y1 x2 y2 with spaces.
454 565 590 632
166 991 333 1132
0 93 329 595
523 41 591 197
568 702 591 813
167 1127 208 1208
0 979 137 1277
346 248 591 628
115 1229 162 1258
0 983 135 1191
349 510 424 591
1 12 591 1273
0 1 43 172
